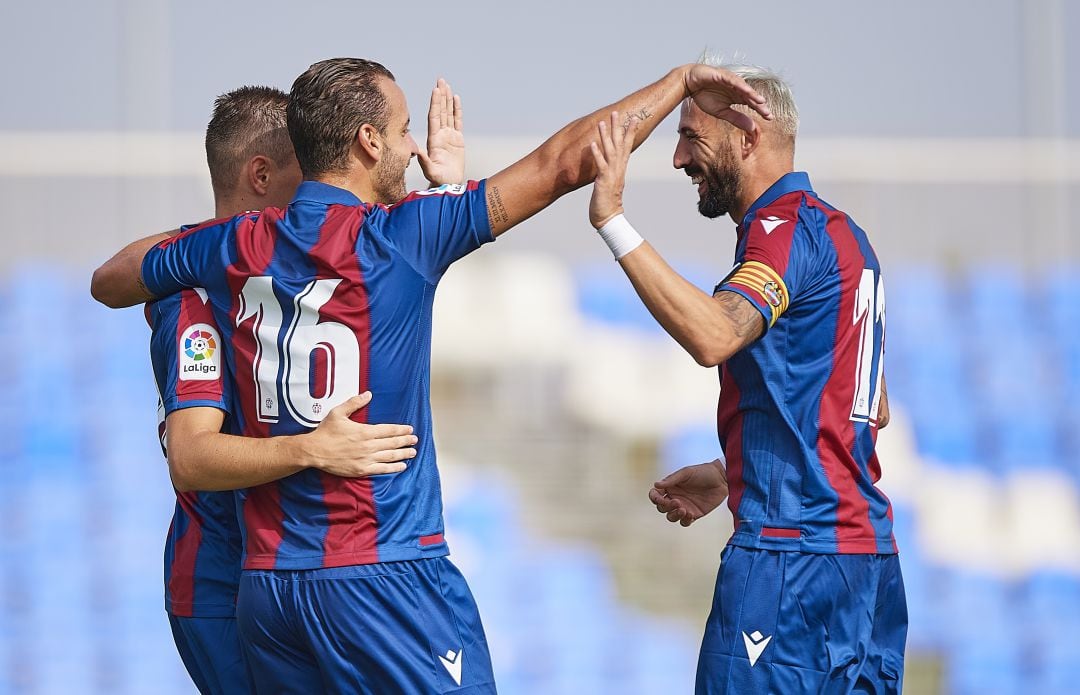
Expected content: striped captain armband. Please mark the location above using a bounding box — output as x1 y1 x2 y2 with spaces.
718 261 790 328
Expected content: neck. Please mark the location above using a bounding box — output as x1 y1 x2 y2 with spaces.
312 169 376 203
215 193 259 219
730 160 794 225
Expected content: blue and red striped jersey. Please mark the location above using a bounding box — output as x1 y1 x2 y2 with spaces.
148 287 243 617
715 172 895 554
141 180 493 570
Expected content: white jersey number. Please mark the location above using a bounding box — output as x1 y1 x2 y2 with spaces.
237 277 360 427
850 268 885 423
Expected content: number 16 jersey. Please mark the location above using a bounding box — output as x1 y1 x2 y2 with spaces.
141 180 494 570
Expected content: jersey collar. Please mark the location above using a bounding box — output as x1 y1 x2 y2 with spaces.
741 171 814 227
291 180 362 206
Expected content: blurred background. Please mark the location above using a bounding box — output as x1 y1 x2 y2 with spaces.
1 0 1078 692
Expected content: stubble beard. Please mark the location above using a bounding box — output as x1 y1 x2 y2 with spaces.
373 148 409 205
697 144 743 220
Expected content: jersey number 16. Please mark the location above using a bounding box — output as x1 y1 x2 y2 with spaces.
237 276 361 428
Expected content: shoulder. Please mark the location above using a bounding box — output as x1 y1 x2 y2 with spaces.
159 212 259 249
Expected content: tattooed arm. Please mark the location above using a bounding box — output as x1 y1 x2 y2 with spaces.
483 64 769 237
618 243 764 366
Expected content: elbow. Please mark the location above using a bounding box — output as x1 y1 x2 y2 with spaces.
89 267 118 308
691 348 723 368
167 451 198 492
687 336 736 369
90 266 130 309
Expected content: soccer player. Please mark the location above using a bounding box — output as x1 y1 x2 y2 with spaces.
142 85 426 694
587 63 905 693
91 58 771 692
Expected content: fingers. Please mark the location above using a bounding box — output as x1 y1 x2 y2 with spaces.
330 392 373 419
361 461 409 476
428 83 442 131
368 433 418 452
373 446 417 463
598 113 616 159
718 109 758 136
589 141 607 172
452 93 463 132
361 423 415 439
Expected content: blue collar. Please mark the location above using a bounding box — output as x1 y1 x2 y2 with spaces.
741 171 814 226
291 180 363 206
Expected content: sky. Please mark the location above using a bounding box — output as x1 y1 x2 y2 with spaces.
2 0 1075 138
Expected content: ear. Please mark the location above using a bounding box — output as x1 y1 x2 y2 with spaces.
247 155 273 196
355 124 382 163
739 121 762 160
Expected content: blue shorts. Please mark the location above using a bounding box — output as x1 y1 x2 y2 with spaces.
169 614 254 695
696 546 907 695
236 557 496 694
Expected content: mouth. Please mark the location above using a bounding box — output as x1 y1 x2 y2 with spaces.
686 170 706 195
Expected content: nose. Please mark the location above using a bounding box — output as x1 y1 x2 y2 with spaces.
408 134 420 159
673 137 691 170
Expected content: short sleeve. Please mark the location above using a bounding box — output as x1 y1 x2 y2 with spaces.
141 218 235 298
716 212 813 331
377 180 494 283
148 288 232 417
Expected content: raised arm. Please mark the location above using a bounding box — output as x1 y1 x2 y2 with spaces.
587 112 763 367
166 393 417 492
484 64 770 237
90 231 173 308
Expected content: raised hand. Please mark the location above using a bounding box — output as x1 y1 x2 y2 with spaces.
683 65 772 134
301 392 417 477
648 459 729 527
418 78 465 186
588 111 638 229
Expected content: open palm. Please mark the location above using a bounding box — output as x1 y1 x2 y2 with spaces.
418 78 465 186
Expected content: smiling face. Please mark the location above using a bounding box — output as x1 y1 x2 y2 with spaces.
673 99 744 220
371 78 419 204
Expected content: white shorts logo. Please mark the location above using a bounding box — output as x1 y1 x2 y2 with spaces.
179 323 222 382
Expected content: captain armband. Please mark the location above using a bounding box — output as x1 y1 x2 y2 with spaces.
722 261 790 327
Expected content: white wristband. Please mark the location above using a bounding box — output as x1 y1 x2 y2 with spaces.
596 213 644 260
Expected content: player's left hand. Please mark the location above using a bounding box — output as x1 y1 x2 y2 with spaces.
418 78 465 186
588 111 638 228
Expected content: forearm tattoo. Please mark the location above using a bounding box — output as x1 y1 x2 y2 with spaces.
715 291 765 342
621 107 652 135
487 184 509 226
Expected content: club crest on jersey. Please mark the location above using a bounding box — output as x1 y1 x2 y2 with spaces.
763 281 784 308
179 323 221 381
416 183 467 196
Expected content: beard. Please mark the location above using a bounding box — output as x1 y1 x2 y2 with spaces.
372 147 409 204
694 143 743 219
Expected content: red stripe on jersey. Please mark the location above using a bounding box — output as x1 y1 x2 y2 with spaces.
174 289 224 403
227 211 287 566
717 365 745 530
812 199 877 553
307 204 379 565
169 492 203 616
419 533 444 546
761 527 801 538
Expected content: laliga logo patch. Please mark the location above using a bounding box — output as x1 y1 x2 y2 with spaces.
416 183 467 196
180 323 221 381
763 280 783 308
